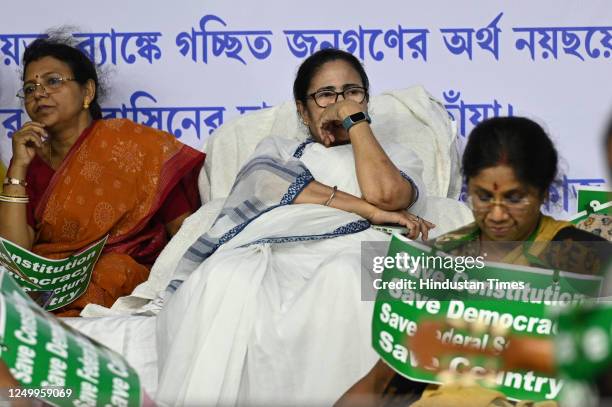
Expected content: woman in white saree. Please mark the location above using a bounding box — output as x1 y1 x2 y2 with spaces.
155 49 434 406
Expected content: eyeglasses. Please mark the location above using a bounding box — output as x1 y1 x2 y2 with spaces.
466 194 533 214
17 75 76 100
309 86 368 108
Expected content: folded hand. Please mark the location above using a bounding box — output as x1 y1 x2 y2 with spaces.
368 207 435 240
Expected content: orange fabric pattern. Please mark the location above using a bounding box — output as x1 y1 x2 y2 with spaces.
31 119 204 316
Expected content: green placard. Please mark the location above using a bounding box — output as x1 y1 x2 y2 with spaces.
0 236 107 311
371 236 602 403
0 268 142 406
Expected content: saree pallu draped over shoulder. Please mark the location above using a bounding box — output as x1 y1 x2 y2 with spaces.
155 136 427 406
32 119 204 316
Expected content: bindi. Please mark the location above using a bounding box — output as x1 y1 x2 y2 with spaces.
492 182 499 191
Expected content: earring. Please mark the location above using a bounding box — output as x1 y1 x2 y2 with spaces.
83 101 90 109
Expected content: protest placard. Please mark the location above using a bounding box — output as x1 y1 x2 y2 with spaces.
0 236 107 311
371 236 602 402
0 267 142 406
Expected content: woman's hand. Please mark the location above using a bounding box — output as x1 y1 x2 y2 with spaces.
11 122 47 168
317 100 362 146
367 207 435 240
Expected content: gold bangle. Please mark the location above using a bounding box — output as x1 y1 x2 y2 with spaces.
0 194 29 203
324 186 338 206
0 192 28 198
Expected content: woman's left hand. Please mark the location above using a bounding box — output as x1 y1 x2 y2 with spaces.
317 100 362 146
367 207 436 240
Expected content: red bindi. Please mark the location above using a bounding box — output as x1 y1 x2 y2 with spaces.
493 182 499 191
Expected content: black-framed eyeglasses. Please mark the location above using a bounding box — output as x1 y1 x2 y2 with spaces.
466 193 534 215
17 75 76 100
308 86 368 108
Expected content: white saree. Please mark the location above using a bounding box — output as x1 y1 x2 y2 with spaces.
155 136 426 406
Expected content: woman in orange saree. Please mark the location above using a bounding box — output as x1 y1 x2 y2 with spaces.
0 36 204 316
31 118 203 316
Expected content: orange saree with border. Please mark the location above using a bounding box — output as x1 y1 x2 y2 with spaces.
31 119 205 316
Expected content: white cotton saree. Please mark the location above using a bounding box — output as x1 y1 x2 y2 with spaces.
155 136 426 406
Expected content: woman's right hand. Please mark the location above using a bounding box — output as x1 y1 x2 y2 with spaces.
367 207 435 240
11 122 47 168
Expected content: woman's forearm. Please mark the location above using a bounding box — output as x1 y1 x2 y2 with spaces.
338 107 413 210
0 165 35 249
294 181 433 240
294 180 376 220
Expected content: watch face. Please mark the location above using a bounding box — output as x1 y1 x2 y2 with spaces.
349 112 366 122
343 111 370 131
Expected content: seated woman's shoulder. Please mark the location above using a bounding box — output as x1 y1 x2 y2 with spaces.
98 118 184 146
98 118 133 131
252 135 308 157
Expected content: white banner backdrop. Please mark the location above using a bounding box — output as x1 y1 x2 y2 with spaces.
1 0 611 217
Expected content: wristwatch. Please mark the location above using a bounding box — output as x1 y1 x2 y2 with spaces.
342 111 371 131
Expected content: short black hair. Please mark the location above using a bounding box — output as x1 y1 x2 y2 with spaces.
22 36 103 120
462 116 558 195
293 48 369 103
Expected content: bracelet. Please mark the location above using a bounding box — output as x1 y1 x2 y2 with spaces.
0 192 30 199
3 177 27 187
324 185 338 206
0 193 29 203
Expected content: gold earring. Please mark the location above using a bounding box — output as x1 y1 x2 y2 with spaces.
83 101 90 109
